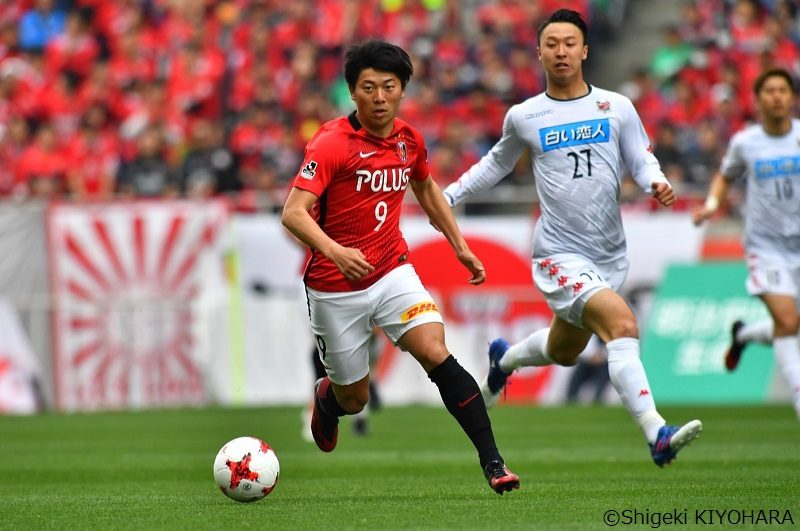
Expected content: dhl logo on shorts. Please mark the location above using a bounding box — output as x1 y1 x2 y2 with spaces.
400 301 439 323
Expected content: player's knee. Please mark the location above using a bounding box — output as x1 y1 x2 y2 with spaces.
413 340 450 368
548 348 581 367
340 395 368 415
337 388 369 414
774 313 800 336
605 318 638 341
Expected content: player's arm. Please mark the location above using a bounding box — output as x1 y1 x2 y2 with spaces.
411 176 486 285
618 98 675 207
281 187 375 281
442 107 526 207
691 172 730 226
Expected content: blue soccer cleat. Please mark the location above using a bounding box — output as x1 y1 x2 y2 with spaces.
479 338 511 408
649 419 703 467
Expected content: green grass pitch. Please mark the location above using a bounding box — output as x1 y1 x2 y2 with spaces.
1 405 798 530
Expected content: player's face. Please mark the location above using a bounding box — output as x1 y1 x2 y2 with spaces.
537 22 588 85
351 68 405 138
757 76 795 121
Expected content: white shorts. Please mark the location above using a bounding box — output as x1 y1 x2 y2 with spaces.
745 252 800 298
532 253 628 328
305 264 443 385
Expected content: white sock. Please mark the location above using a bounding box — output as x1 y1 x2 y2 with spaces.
606 337 665 444
499 328 552 373
738 320 773 344
773 335 800 418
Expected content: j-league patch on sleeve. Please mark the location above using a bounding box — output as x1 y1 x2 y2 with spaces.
301 161 318 179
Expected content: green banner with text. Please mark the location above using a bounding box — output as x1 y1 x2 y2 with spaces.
642 262 774 404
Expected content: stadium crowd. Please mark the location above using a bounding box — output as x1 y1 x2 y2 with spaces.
0 0 797 213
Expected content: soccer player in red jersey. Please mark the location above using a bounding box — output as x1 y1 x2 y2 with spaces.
282 40 519 494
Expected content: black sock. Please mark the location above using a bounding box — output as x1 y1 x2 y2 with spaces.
317 378 348 418
428 355 501 469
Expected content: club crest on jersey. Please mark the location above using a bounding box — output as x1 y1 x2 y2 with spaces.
596 100 611 113
397 141 407 163
300 160 318 179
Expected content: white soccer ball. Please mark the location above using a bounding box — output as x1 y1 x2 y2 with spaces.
213 436 280 502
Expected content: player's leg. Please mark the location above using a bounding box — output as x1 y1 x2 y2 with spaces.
302 344 330 442
375 264 518 493
367 329 383 412
729 253 788 370
582 289 702 466
761 293 800 418
479 316 592 406
725 319 773 371
306 287 373 452
398 322 519 494
352 330 383 436
480 255 600 405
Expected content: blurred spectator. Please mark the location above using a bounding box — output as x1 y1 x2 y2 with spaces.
165 40 225 120
117 124 177 198
683 120 723 191
0 116 30 197
0 21 20 61
64 104 119 201
619 68 666 139
650 25 693 82
677 0 718 47
652 122 687 185
707 81 746 142
107 28 158 90
18 0 67 53
4 0 799 212
229 101 284 184
663 77 710 128
43 9 99 82
16 121 66 198
727 0 767 54
179 118 238 198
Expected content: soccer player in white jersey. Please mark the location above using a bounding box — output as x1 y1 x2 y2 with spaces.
442 9 702 467
693 68 800 419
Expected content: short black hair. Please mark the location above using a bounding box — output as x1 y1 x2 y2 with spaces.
537 9 588 45
753 67 796 96
343 40 413 90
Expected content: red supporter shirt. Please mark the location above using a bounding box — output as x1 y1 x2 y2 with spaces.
292 112 429 292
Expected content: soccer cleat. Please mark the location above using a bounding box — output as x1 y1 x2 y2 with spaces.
483 460 520 495
479 338 512 408
649 419 703 467
724 320 747 372
310 377 339 452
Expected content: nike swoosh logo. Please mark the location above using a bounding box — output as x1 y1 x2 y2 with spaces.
457 392 480 408
359 150 377 158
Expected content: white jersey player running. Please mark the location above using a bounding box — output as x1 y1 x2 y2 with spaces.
694 68 800 420
444 9 702 467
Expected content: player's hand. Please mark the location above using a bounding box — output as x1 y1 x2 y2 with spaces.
652 182 675 207
457 250 486 285
330 245 375 281
691 206 713 226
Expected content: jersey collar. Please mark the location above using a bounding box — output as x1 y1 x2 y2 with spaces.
347 111 362 131
545 84 593 102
